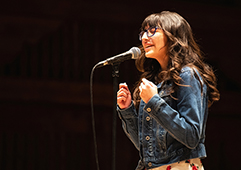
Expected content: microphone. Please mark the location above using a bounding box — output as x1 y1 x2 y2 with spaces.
96 47 141 68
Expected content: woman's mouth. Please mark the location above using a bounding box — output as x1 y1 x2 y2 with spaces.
145 45 153 51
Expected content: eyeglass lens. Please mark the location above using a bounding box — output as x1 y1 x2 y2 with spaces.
139 27 157 41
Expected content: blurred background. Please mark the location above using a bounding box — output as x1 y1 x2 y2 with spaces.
0 0 241 169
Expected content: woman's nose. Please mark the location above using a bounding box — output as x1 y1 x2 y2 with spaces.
141 32 148 40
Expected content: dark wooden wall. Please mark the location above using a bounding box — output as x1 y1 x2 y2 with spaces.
0 0 241 170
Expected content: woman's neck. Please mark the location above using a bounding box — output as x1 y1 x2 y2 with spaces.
157 54 169 71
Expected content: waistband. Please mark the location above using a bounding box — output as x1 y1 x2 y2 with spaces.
150 158 204 170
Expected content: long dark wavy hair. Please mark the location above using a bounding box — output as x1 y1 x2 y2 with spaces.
133 11 220 109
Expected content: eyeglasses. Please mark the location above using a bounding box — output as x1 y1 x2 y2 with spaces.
139 26 162 41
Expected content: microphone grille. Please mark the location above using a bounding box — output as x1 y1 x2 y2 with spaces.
130 47 141 59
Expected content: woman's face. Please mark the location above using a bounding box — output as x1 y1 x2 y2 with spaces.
141 25 168 61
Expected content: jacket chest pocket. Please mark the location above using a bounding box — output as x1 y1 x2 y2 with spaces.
156 125 167 153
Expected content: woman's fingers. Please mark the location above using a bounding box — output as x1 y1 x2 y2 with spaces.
142 78 155 87
117 82 132 109
117 90 128 99
119 82 129 90
139 78 158 103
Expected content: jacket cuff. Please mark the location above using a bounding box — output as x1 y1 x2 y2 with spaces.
144 94 163 114
117 101 136 118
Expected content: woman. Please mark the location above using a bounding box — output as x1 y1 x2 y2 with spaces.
117 11 220 170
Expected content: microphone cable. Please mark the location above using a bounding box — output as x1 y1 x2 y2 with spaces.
90 63 101 170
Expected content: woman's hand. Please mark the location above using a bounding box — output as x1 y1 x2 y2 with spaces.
139 78 158 103
117 83 132 109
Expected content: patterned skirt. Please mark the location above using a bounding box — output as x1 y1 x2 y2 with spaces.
150 158 204 170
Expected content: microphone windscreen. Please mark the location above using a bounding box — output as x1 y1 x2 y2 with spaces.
130 47 141 59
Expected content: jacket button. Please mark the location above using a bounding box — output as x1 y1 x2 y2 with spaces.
145 136 150 141
148 162 152 167
159 91 164 96
146 108 151 112
146 116 150 121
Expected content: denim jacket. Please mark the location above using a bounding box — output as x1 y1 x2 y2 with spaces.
117 67 208 170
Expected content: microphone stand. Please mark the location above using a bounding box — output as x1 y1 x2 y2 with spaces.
111 63 120 170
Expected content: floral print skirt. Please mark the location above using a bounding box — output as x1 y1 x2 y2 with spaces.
150 158 204 170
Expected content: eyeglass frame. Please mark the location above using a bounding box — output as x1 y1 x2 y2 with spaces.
139 26 163 41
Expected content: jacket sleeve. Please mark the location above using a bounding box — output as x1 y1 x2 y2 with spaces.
144 68 206 149
117 102 140 150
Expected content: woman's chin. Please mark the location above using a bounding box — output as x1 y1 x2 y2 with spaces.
145 51 154 58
